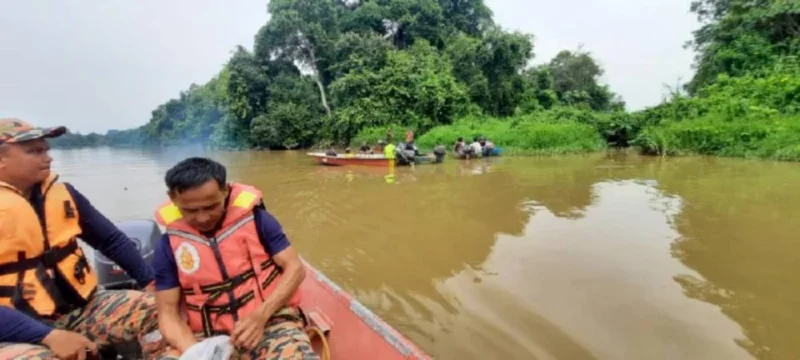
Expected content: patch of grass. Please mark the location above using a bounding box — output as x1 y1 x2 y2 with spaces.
415 115 606 155
634 114 800 161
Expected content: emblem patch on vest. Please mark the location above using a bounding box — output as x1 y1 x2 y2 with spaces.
175 242 200 275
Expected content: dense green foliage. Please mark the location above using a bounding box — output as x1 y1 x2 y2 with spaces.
637 114 800 160
54 0 625 151
54 0 800 164
416 115 606 154
632 0 800 160
352 111 607 155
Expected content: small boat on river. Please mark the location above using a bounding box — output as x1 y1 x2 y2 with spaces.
306 152 438 167
307 152 393 167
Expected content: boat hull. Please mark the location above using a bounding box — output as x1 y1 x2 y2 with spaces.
308 153 392 167
299 261 430 360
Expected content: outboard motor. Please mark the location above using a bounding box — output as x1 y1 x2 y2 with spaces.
433 145 446 163
90 219 162 359
94 220 161 290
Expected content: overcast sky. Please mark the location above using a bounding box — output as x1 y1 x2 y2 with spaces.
0 0 698 134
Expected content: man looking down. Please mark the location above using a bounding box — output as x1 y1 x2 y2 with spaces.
152 157 317 359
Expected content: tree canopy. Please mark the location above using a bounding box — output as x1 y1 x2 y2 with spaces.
63 0 624 150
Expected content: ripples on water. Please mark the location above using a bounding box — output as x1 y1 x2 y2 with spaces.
52 148 800 359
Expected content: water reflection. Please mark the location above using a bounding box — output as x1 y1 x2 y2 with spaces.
648 158 800 359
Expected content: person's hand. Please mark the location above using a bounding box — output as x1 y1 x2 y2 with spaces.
143 281 156 294
230 311 269 350
41 329 98 360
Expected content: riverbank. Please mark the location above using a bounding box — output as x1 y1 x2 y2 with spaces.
634 114 800 162
351 110 800 161
352 115 608 156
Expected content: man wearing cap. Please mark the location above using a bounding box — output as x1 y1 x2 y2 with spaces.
0 118 170 359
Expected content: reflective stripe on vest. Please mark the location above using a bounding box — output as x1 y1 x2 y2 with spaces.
155 183 301 336
0 174 97 318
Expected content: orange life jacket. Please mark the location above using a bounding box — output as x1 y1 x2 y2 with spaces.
0 173 97 318
154 183 301 336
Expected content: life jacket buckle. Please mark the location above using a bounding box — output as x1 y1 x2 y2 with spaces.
74 257 89 285
41 249 59 268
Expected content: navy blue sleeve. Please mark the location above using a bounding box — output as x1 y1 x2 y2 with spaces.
65 184 155 287
254 207 291 256
153 234 180 291
0 306 54 343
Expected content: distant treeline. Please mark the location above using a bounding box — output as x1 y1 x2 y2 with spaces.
55 0 800 162
49 128 150 149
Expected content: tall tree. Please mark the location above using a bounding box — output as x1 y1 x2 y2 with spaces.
686 0 800 93
256 0 346 117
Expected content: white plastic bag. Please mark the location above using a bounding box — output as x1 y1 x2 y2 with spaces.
178 335 233 360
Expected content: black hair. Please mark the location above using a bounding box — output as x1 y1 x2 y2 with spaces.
165 157 226 193
457 137 463 142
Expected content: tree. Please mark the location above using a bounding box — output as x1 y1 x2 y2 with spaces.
330 40 468 142
255 0 346 117
446 30 533 116
545 49 623 111
686 0 800 93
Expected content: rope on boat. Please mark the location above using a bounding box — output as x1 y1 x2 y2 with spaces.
306 326 331 360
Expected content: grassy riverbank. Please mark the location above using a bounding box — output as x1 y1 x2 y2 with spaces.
635 114 800 161
352 114 607 155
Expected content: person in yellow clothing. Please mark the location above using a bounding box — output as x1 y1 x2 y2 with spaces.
383 142 397 160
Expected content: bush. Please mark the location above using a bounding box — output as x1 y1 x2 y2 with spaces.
634 114 800 161
414 115 606 154
350 124 401 147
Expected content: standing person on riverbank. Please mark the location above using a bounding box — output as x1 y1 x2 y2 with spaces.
152 157 318 359
406 128 414 144
0 118 169 360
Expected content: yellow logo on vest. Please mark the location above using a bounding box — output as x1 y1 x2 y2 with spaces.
175 242 200 275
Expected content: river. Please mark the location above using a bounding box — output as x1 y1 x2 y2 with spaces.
52 147 800 360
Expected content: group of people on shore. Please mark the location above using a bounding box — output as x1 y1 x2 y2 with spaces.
454 136 495 158
0 118 318 359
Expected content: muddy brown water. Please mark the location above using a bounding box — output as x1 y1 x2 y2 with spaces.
54 147 800 359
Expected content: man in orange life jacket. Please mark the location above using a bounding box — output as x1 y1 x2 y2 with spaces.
0 118 168 360
153 157 317 359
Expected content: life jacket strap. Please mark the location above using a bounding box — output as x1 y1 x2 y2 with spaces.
181 260 283 337
180 259 274 296
186 290 257 337
0 240 80 275
0 250 77 318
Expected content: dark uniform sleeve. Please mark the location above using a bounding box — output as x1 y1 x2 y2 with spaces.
253 207 291 256
153 234 180 291
0 306 54 343
64 184 155 287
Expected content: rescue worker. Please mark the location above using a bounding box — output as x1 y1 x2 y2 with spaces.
0 118 169 360
152 157 318 359
384 141 397 160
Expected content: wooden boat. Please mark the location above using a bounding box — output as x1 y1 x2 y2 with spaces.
300 260 431 360
307 152 392 167
307 152 438 167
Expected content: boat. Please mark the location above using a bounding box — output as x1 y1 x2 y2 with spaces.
93 220 431 360
307 152 393 167
307 152 439 167
300 261 430 360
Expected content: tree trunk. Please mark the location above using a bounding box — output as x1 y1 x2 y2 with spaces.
314 72 332 117
307 47 332 117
